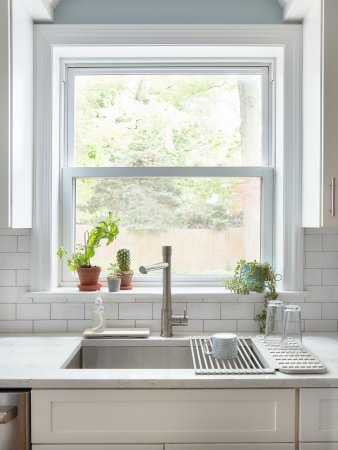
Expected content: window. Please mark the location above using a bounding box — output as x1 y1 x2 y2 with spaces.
32 28 302 292
61 63 274 284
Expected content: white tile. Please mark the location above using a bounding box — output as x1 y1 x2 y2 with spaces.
119 303 152 320
204 320 237 332
323 235 338 251
16 270 30 287
204 293 238 302
305 286 338 302
85 302 118 320
0 287 28 302
173 295 204 303
17 303 50 320
238 293 264 303
254 303 264 316
0 304 16 320
304 235 322 251
34 320 67 332
237 320 260 332
0 320 32 332
180 320 203 332
304 269 322 286
0 228 30 236
51 303 84 320
67 320 91 332
305 320 337 332
0 270 16 286
306 252 338 268
17 236 30 252
33 295 67 303
106 319 135 328
277 292 307 302
221 303 254 320
0 253 30 270
187 303 220 319
153 302 185 320
322 303 338 319
136 320 160 332
322 269 338 285
282 302 321 320
0 236 17 252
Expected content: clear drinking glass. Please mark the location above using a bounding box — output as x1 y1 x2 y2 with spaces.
282 305 302 348
264 300 284 344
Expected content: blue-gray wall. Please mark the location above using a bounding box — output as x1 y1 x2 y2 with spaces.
54 0 283 24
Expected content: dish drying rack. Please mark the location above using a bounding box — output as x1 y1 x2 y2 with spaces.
190 336 327 375
189 336 274 375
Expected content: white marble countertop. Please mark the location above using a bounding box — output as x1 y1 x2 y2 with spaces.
0 333 338 389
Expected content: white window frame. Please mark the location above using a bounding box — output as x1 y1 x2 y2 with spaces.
31 25 303 292
62 63 273 285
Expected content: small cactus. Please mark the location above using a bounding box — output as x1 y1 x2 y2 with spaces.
117 248 131 272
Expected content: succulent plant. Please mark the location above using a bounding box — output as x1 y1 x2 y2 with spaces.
116 248 131 272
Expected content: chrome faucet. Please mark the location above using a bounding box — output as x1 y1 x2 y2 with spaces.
139 246 188 337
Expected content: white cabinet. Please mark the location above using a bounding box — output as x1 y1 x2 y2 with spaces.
300 388 338 443
166 445 294 450
33 446 163 450
302 0 338 227
31 389 295 445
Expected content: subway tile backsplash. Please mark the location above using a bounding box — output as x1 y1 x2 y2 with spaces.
0 227 337 332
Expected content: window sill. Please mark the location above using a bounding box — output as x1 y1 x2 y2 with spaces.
26 286 308 303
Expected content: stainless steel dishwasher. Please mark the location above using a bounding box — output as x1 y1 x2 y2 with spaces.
0 391 30 450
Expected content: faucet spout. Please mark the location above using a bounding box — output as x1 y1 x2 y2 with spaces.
139 246 188 337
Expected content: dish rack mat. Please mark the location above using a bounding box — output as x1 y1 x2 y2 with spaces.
257 335 327 374
189 336 275 375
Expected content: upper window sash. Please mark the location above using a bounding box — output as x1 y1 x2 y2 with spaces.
65 63 271 169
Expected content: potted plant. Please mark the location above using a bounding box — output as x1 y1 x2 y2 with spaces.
57 212 119 291
224 259 281 332
107 262 121 292
116 248 133 290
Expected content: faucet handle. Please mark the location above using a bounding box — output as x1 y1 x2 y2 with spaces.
181 308 188 325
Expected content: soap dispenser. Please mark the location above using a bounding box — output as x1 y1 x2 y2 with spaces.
91 294 106 333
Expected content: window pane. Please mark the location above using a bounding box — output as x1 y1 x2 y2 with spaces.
74 73 263 168
75 177 261 276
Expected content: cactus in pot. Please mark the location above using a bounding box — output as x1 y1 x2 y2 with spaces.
116 248 133 290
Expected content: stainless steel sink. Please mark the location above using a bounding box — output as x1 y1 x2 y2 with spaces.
65 340 194 369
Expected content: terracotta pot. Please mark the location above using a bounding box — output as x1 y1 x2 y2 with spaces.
120 271 134 290
77 267 101 291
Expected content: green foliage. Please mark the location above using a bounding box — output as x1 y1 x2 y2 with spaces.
58 212 120 271
224 259 281 332
116 249 131 272
108 262 121 279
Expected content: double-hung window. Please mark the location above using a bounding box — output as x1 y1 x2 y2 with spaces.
61 60 274 285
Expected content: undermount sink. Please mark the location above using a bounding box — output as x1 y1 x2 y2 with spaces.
65 340 194 369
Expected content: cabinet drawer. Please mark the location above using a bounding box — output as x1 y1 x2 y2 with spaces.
300 445 338 450
32 389 295 444
33 446 163 450
166 445 295 450
300 388 338 441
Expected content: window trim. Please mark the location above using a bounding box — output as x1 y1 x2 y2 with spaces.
32 24 303 292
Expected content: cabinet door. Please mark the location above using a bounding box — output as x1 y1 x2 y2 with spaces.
32 389 295 444
300 445 338 450
33 446 163 450
300 388 338 442
166 445 294 450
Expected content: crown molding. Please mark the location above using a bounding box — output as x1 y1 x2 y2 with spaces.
279 0 316 21
20 0 61 22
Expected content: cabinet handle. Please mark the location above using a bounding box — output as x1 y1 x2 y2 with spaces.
0 406 18 424
331 177 336 217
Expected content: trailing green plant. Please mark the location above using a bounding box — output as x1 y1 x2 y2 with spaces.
224 259 281 332
116 248 131 272
108 262 121 279
57 212 120 272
